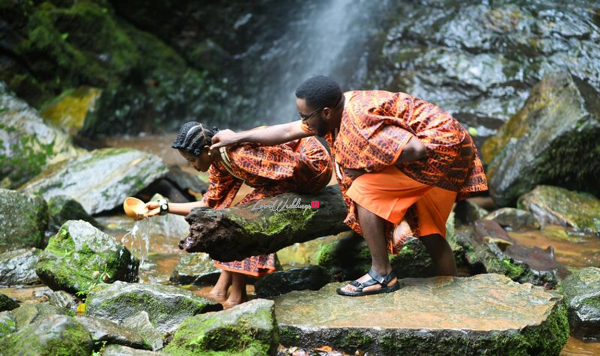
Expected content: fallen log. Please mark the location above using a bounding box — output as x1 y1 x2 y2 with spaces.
180 185 350 261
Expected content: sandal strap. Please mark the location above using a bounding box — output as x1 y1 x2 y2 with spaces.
367 268 397 286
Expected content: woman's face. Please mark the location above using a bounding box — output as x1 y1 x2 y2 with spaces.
179 148 212 172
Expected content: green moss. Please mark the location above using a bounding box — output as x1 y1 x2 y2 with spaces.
0 123 56 188
279 327 300 344
341 330 373 350
232 206 317 236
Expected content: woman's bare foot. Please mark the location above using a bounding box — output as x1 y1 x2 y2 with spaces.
222 272 248 308
209 271 232 301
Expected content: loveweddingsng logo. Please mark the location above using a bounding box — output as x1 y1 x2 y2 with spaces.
251 198 319 215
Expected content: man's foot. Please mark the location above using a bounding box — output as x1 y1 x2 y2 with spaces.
336 268 400 297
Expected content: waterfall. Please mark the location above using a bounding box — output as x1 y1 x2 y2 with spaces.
241 0 387 125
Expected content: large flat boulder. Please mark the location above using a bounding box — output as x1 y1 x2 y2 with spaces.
482 72 600 206
20 147 167 215
84 281 222 334
274 274 568 355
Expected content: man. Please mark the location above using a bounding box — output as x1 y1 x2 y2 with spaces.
211 75 488 296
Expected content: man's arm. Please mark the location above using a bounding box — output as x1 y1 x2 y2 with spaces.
394 136 427 165
211 120 312 149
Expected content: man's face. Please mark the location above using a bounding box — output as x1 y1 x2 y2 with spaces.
296 98 331 137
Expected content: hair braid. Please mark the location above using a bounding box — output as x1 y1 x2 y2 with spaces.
172 121 220 157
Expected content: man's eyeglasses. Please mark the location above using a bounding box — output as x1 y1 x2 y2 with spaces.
299 107 323 122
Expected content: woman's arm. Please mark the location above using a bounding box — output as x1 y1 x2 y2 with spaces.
210 120 312 149
144 200 207 217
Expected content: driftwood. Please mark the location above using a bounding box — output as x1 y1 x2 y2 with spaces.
180 186 350 261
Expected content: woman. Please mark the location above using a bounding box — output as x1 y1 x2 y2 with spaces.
146 121 332 307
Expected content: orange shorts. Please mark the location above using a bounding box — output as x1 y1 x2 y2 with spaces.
346 165 456 239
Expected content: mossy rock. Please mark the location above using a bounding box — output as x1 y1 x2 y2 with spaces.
518 185 600 233
41 86 102 135
559 267 600 339
0 294 18 312
164 299 278 356
0 83 82 189
20 147 167 215
454 220 568 287
0 311 17 338
35 220 139 295
0 314 93 356
84 281 222 334
482 72 600 206
0 189 48 253
12 302 65 330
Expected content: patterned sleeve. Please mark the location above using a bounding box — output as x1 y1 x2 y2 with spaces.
229 143 299 181
356 94 416 172
200 164 243 209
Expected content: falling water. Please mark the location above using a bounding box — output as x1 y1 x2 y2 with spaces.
244 0 388 124
121 219 152 272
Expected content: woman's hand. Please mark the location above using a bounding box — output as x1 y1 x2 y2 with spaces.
210 129 238 150
144 201 161 218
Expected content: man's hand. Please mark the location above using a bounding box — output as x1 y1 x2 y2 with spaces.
210 129 238 150
343 167 366 181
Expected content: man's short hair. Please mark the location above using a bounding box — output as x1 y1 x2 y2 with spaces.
295 75 342 109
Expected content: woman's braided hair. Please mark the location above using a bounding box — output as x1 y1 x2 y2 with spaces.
171 121 219 157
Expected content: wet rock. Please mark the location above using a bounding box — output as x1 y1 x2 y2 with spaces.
518 185 600 233
20 147 167 215
0 248 42 285
165 164 208 198
482 72 600 206
36 220 139 294
274 274 568 355
182 185 350 261
0 189 48 252
455 220 568 287
146 193 190 239
121 311 164 351
0 311 16 337
47 195 101 236
40 86 102 136
374 3 600 148
483 207 540 231
316 231 372 282
560 267 600 339
103 344 163 356
169 253 221 286
454 199 489 225
75 316 148 350
47 290 80 315
0 294 18 312
255 266 330 298
84 281 222 334
12 302 65 329
165 299 278 356
0 83 81 189
0 314 93 356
